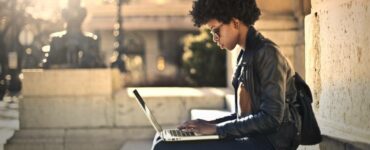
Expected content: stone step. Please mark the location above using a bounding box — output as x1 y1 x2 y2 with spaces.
0 96 19 150
120 140 152 150
5 128 156 150
0 130 15 150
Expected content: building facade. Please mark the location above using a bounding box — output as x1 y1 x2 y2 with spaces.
83 0 308 86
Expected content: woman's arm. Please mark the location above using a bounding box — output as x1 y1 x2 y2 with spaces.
209 113 237 124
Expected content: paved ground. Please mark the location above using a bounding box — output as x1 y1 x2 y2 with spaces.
0 96 19 150
0 97 19 128
120 140 152 150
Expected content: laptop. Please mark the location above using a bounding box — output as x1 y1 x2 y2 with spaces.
132 89 219 142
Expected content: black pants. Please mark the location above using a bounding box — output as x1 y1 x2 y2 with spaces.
151 134 274 150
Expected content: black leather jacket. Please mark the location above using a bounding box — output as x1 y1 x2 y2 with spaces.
214 26 300 150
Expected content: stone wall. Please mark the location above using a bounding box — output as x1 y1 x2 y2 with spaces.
256 0 306 76
305 0 370 148
115 87 226 127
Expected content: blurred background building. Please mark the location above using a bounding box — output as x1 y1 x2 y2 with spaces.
1 0 369 150
0 0 310 88
84 0 199 86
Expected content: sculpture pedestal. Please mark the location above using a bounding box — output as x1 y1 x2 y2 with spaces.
22 69 122 97
20 69 122 128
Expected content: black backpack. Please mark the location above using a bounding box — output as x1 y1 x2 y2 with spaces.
294 73 322 145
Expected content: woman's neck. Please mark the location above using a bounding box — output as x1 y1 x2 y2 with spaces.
238 25 249 50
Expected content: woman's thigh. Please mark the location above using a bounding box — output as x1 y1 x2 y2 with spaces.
152 134 273 150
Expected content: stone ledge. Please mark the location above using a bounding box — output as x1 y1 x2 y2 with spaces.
125 87 229 98
191 109 231 121
19 87 230 129
115 88 229 127
225 94 235 113
298 135 370 150
317 117 370 146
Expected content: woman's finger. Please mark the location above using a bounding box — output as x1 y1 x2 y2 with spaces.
178 120 198 129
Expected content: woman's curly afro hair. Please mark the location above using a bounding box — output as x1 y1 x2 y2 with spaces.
190 0 261 27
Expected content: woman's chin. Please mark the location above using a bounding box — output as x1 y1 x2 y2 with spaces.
224 46 233 51
219 44 227 50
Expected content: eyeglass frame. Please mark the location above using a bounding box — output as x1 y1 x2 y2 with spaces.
210 23 224 39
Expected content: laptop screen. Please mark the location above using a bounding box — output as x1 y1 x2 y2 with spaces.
133 89 163 133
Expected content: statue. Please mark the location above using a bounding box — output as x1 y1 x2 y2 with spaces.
0 33 7 101
44 0 105 68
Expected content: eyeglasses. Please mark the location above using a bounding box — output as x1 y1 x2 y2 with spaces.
210 23 224 39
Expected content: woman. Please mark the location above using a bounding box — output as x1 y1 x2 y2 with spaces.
152 0 301 149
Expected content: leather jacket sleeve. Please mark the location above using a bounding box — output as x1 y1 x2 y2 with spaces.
216 44 288 139
211 113 237 124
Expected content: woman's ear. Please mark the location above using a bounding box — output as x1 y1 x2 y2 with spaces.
232 18 240 29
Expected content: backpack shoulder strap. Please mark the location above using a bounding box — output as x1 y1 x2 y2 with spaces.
294 73 313 103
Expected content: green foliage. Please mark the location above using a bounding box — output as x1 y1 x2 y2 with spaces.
182 29 226 87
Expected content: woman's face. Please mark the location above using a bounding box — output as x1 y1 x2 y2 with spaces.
206 19 240 51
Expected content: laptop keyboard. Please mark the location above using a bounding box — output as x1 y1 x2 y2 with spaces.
168 129 196 137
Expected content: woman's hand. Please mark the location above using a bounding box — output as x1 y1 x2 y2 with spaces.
177 119 217 135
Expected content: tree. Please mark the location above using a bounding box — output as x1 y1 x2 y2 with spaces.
0 0 63 97
182 29 227 87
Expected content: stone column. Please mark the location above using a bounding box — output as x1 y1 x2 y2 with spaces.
305 0 370 148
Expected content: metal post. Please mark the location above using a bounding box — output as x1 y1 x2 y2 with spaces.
111 0 126 72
